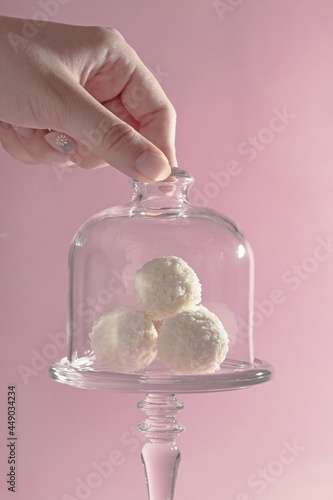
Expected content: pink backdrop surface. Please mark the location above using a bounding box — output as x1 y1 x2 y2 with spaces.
1 1 333 499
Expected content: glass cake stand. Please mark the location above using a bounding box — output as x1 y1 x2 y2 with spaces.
49 168 273 499
50 359 272 499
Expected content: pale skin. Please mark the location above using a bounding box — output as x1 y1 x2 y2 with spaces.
0 16 177 182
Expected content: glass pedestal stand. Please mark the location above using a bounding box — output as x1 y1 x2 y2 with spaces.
50 357 273 500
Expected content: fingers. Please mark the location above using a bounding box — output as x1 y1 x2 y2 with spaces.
58 81 172 182
120 64 177 168
84 29 177 169
102 96 139 132
0 95 143 171
0 125 39 165
103 74 177 166
0 124 107 170
43 131 107 170
0 125 74 167
19 129 75 167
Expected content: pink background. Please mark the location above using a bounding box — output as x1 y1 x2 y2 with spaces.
1 1 333 499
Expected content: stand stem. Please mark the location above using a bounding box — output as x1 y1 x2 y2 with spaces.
138 394 184 500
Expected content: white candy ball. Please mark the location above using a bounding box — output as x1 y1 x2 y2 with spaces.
89 306 157 373
133 256 202 320
157 305 229 374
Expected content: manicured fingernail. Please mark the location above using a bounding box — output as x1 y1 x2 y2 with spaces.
13 126 36 139
0 121 11 129
44 132 76 154
135 151 171 181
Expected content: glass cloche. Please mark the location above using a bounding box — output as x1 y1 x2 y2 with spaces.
50 168 272 393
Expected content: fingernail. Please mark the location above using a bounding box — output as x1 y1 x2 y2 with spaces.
13 126 36 139
0 121 11 129
135 151 171 181
44 132 76 154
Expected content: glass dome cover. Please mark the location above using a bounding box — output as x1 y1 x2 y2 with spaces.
50 168 272 393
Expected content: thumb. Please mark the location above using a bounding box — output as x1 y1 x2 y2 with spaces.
59 84 171 182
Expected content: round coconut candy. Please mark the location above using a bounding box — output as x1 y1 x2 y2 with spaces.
133 256 202 321
157 305 229 374
89 306 157 373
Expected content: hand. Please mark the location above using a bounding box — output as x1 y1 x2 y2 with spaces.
0 16 177 181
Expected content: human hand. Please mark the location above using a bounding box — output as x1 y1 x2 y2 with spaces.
0 16 177 181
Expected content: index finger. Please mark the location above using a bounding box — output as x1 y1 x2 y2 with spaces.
119 60 177 167
83 29 177 167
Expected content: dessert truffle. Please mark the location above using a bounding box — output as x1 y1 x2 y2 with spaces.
89 306 157 373
157 305 229 374
133 256 202 320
